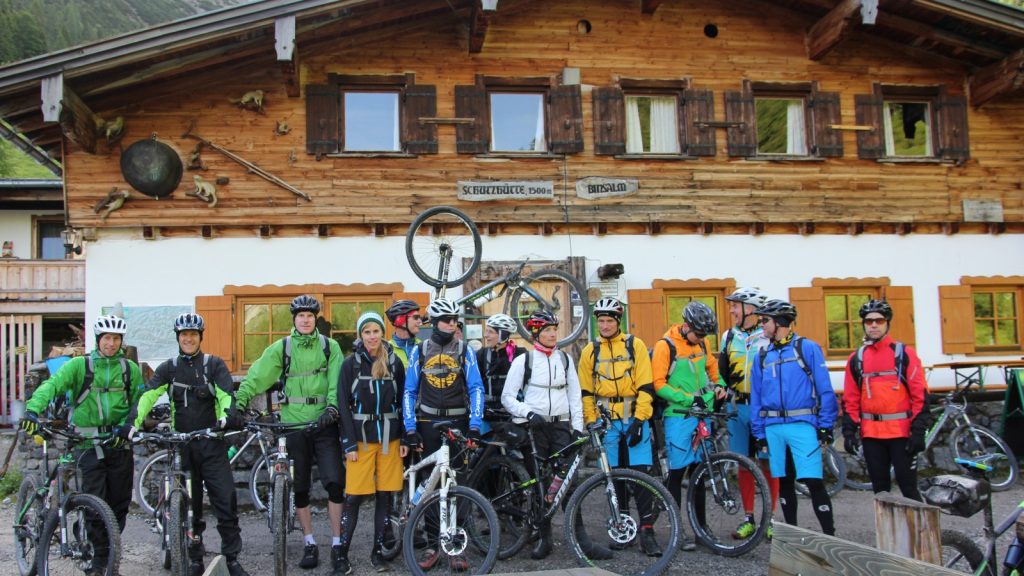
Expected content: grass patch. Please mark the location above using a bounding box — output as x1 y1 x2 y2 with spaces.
0 468 24 500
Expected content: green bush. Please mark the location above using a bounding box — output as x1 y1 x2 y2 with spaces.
0 467 23 500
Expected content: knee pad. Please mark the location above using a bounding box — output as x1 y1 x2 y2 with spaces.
294 491 311 509
326 482 345 504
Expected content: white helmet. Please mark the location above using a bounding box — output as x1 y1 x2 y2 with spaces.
426 298 460 320
593 297 625 319
94 315 128 336
725 287 766 308
486 314 517 334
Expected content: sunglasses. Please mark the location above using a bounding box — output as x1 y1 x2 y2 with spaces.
863 317 888 326
435 316 459 324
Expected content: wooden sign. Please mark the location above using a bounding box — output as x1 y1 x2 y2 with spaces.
575 176 639 200
962 199 1004 223
457 180 554 201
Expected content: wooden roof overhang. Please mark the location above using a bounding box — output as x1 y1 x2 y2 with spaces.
0 178 64 210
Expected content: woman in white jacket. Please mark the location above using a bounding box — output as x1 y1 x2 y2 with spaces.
501 310 585 560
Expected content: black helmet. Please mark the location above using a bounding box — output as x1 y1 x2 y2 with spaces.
386 299 420 324
859 299 893 321
755 299 797 326
525 310 558 337
683 301 718 336
290 295 321 316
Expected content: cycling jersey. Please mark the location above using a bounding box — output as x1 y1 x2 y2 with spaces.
578 332 654 423
719 325 770 395
502 348 584 432
843 335 927 439
652 325 722 415
402 337 484 432
750 334 837 439
132 352 234 432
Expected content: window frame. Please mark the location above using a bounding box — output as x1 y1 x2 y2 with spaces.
237 296 295 368
487 88 549 153
341 89 402 153
726 80 841 160
822 287 880 359
33 215 65 260
323 295 390 356
652 279 736 353
623 90 682 155
856 83 968 163
878 85 940 159
957 277 1024 355
971 286 1022 352
749 83 812 159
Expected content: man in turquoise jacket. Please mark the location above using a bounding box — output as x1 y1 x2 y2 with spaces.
21 314 144 574
234 295 345 571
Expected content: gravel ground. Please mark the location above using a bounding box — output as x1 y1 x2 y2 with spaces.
2 480 1023 576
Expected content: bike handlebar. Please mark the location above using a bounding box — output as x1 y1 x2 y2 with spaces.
134 427 226 445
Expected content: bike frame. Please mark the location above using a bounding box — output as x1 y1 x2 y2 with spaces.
266 431 296 533
403 440 458 538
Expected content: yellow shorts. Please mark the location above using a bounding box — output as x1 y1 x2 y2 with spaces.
344 440 403 495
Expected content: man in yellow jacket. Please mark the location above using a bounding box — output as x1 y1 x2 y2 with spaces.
578 297 660 557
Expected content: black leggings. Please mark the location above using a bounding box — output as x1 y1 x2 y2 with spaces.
778 448 835 535
338 492 393 555
667 465 706 527
862 436 921 501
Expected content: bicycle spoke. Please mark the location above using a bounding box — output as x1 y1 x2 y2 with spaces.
689 453 770 557
402 487 499 575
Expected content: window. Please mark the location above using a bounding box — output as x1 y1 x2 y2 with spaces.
940 279 1024 355
855 84 968 162
490 92 546 152
973 289 1020 350
343 92 399 151
883 101 931 157
755 97 807 155
625 94 679 154
35 218 64 260
621 279 736 353
666 293 722 351
326 297 387 354
726 81 842 159
240 299 293 365
592 79 715 157
824 291 876 356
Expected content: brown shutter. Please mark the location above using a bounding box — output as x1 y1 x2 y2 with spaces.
854 94 884 159
547 84 583 154
810 91 843 157
305 84 340 157
938 93 969 162
592 86 625 156
882 285 916 348
402 84 438 154
684 88 716 156
789 287 827 347
625 288 665 349
724 90 756 157
455 84 489 154
196 295 235 372
939 285 976 354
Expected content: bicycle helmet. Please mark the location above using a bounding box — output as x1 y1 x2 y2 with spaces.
525 310 559 336
683 301 718 336
859 299 893 321
173 312 205 334
290 294 321 316
427 298 460 320
486 314 517 334
386 299 420 326
94 314 128 336
755 299 798 327
725 287 767 308
593 297 625 320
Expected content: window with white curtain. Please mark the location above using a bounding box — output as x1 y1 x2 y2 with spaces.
625 95 679 154
754 97 808 155
344 91 400 151
490 93 546 152
882 101 931 157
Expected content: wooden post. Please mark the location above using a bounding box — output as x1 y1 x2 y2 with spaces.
874 492 943 565
201 555 229 576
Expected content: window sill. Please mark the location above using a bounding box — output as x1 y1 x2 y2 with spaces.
475 153 562 160
613 154 698 161
745 155 826 163
876 157 948 164
325 152 417 158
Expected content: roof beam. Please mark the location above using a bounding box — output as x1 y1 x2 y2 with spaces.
275 15 300 97
41 74 101 154
806 0 877 61
641 0 666 14
970 49 1024 107
469 0 496 54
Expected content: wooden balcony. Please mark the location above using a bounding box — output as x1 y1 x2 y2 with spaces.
0 259 84 314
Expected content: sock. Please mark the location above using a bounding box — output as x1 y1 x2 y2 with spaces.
331 536 341 547
304 534 316 546
739 468 755 514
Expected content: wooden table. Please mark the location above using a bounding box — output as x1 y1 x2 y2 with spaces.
931 359 1024 390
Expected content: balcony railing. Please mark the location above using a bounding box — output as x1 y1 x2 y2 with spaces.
0 259 84 302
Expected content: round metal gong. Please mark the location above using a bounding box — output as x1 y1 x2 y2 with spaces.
119 137 183 198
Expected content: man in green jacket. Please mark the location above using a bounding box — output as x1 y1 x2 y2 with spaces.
234 295 345 571
20 314 144 575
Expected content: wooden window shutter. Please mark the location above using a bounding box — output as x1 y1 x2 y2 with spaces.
810 91 843 157
937 92 970 162
683 88 716 156
882 285 916 348
625 288 665 349
195 295 235 372
592 86 625 156
939 285 976 354
547 84 583 154
854 94 884 159
724 90 756 157
305 84 340 157
789 287 827 346
455 84 489 154
402 84 438 154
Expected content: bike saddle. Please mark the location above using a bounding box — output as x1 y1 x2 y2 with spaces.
431 420 458 431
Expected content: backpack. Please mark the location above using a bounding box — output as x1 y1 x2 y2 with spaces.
522 349 571 393
74 355 131 408
276 334 331 390
661 336 708 379
350 343 399 398
758 336 819 410
591 335 636 382
170 354 216 398
849 341 909 389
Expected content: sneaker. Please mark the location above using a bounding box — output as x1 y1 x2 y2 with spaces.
679 532 696 552
733 519 756 540
766 520 774 541
370 548 389 572
449 555 469 572
417 548 440 571
299 544 319 569
226 559 250 576
381 523 397 550
639 527 663 557
331 545 345 571
332 555 352 575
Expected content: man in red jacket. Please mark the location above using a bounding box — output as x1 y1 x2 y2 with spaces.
841 299 929 500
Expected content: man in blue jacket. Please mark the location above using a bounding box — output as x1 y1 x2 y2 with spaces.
750 299 837 536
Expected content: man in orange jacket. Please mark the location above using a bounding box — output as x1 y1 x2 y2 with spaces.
841 299 929 500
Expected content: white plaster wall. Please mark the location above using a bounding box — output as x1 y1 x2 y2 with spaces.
87 230 1024 387
0 211 60 258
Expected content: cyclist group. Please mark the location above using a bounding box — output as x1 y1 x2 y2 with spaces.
19 285 927 575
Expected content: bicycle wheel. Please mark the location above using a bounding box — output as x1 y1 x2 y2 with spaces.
405 206 482 289
271 474 290 576
38 493 121 576
134 449 169 516
564 468 681 575
401 485 499 576
688 452 769 557
168 490 189 576
940 528 991 576
465 455 534 559
949 423 1020 492
796 445 847 498
247 454 272 513
509 267 589 347
379 489 408 562
15 474 44 576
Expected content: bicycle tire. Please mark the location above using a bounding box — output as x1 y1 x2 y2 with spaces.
38 493 121 576
464 455 534 559
940 528 991 576
247 454 272 513
15 474 44 576
134 449 169 516
405 206 482 289
688 452 769 557
564 468 681 575
379 489 407 562
401 485 499 576
509 267 589 347
796 445 847 498
949 423 1020 492
272 474 290 576
169 490 189 576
